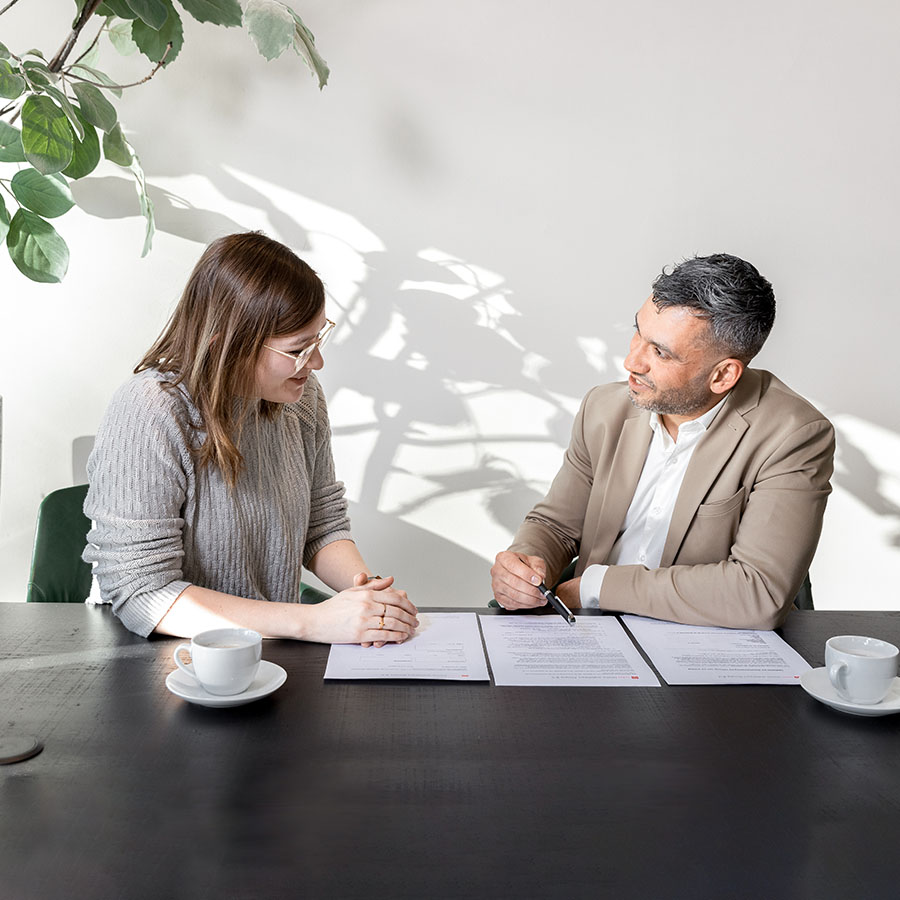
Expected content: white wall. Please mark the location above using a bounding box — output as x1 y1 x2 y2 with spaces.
2 0 898 610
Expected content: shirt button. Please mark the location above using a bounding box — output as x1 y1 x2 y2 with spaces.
639 554 646 562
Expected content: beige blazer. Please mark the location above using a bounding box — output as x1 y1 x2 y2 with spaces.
509 369 835 629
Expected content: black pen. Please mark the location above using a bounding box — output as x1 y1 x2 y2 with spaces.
536 581 576 625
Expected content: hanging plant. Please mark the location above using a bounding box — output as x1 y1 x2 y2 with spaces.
0 0 328 282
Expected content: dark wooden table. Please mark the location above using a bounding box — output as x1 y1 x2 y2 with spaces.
2 604 899 900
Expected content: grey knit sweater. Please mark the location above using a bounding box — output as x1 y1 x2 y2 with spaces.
83 369 352 637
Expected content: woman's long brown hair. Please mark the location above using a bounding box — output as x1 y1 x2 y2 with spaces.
136 232 325 486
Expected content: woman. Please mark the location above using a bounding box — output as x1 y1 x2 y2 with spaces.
84 232 418 645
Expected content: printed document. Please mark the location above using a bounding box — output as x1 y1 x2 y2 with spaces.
479 615 660 687
622 615 811 685
324 612 489 681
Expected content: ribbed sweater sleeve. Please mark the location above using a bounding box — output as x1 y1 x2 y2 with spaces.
83 374 194 636
304 389 352 564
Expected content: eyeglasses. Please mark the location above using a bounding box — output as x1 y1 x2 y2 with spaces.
264 319 335 374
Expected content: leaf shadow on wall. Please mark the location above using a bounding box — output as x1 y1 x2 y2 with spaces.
70 177 246 244
66 168 613 600
69 168 900 602
832 424 900 550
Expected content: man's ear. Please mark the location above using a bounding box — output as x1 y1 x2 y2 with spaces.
710 358 744 395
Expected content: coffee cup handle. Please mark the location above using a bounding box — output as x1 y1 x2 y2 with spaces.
828 660 851 700
174 643 198 682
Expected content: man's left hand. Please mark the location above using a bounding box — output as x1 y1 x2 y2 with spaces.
555 578 582 609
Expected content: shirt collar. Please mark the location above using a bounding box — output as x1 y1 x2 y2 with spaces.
649 392 730 442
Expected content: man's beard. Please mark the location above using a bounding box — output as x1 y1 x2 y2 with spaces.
628 372 713 417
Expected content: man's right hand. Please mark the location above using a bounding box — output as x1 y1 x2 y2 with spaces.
491 551 548 609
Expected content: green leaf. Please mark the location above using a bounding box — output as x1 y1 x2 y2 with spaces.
11 169 75 218
102 121 133 165
77 36 103 69
21 94 75 174
128 147 155 256
0 42 10 59
132 0 183 65
0 121 26 162
70 65 124 99
22 58 53 90
6 209 70 283
176 0 241 27
62 110 101 178
97 0 139 18
291 10 329 89
108 18 140 56
126 0 169 30
72 81 118 132
23 57 51 72
0 59 26 99
41 84 87 142
244 0 293 61
0 195 9 245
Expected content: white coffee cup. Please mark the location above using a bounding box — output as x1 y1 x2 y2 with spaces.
825 635 899 705
173 628 263 696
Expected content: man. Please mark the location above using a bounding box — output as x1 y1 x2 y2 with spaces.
491 254 834 629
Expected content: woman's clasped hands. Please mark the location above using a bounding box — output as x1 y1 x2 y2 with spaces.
310 574 419 647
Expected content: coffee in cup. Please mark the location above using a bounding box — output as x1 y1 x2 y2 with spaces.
173 628 263 696
825 635 899 705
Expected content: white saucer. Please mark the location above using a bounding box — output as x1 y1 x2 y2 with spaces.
799 667 900 717
166 659 287 708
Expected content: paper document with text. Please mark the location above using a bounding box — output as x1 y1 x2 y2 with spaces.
479 615 661 687
622 615 811 684
324 613 489 681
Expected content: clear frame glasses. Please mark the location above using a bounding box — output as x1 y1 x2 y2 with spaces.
264 319 335 374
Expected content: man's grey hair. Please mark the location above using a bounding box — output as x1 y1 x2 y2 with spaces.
651 254 775 361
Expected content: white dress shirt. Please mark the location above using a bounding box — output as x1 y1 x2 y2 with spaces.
579 395 728 608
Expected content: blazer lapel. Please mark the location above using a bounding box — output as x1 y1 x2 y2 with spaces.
660 372 761 566
585 410 652 563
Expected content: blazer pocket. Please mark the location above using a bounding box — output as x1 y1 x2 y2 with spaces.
695 487 746 517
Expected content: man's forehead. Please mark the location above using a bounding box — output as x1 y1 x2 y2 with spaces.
636 299 711 347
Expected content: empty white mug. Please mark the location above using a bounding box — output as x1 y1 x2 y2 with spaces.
825 635 899 705
174 628 263 696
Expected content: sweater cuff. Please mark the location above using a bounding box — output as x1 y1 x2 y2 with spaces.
115 580 192 638
302 530 354 568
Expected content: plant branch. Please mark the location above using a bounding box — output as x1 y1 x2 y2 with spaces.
48 0 104 73
0 0 25 18
71 22 105 69
66 43 172 89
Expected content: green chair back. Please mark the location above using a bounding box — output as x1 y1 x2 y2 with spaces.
299 583 331 604
27 484 92 603
25 483 332 606
793 572 814 610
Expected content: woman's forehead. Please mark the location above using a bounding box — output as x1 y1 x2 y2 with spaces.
273 311 327 343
